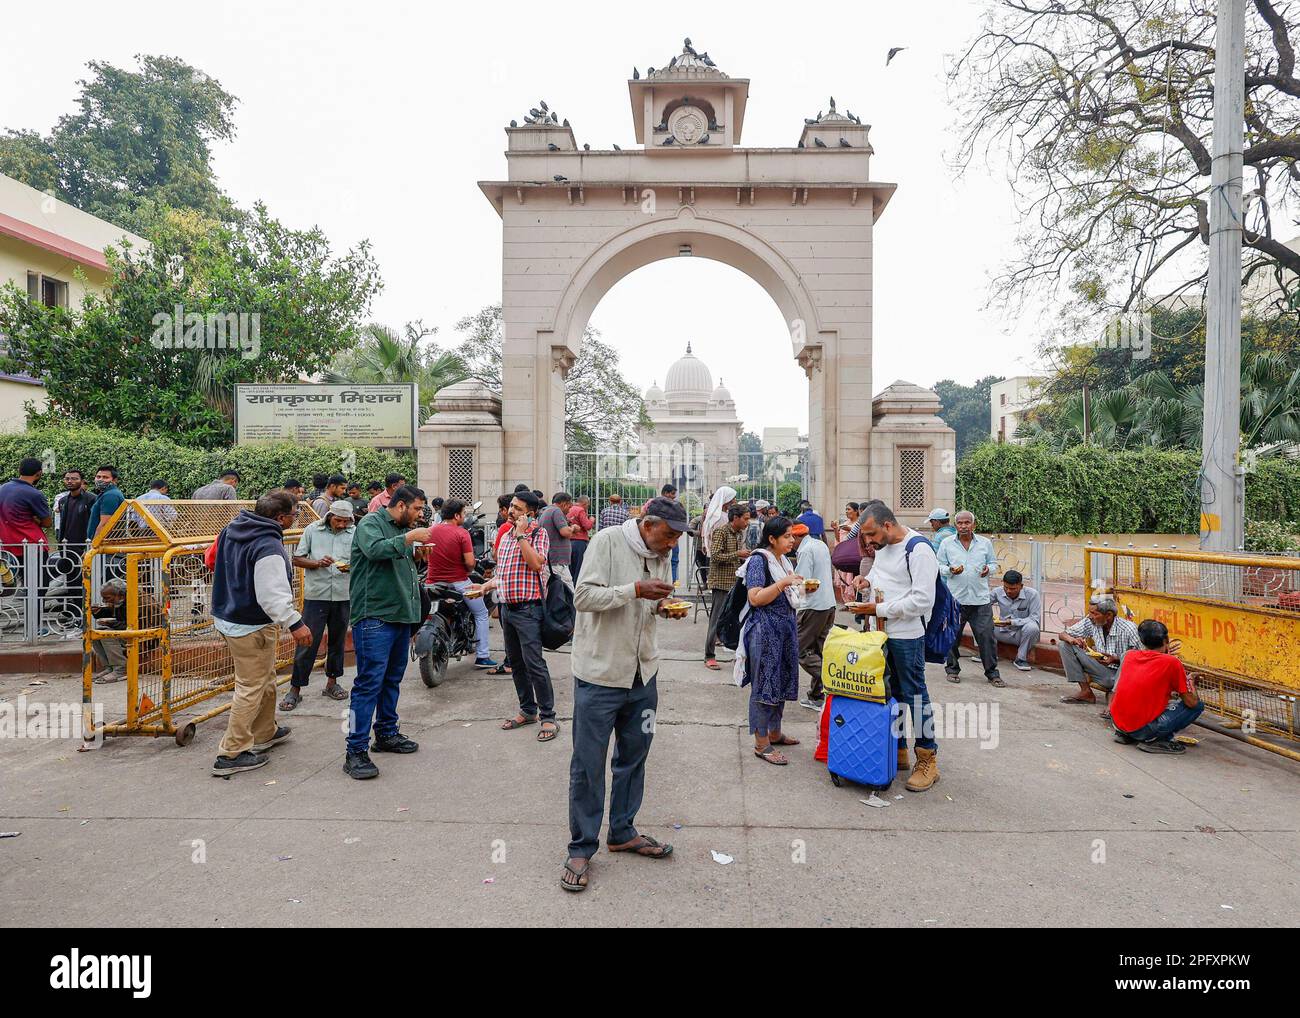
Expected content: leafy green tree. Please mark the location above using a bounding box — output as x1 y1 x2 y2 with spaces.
0 55 238 232
454 304 649 448
0 205 382 448
934 375 1004 458
326 322 467 424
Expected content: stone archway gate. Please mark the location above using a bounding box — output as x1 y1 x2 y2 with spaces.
420 41 955 525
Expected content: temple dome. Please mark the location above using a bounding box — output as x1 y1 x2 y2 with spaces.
710 378 733 404
645 379 665 403
663 342 713 397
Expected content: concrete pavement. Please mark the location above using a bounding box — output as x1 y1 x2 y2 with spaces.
1 611 1297 927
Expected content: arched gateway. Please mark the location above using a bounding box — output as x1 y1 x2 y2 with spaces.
419 40 955 525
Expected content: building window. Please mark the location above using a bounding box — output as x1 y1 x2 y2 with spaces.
1000 393 1007 406
27 272 68 309
447 447 474 503
898 448 926 510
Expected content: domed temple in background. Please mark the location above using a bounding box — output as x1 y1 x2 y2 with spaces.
637 343 742 492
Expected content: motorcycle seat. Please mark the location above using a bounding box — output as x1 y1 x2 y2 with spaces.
425 581 464 601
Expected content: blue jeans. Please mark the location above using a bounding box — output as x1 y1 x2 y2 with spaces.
452 579 490 659
347 618 411 753
671 544 679 583
568 673 656 858
886 635 936 752
1125 700 1204 742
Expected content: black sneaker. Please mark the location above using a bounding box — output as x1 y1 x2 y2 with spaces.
343 750 380 779
372 732 419 754
1137 738 1186 755
211 751 269 776
253 726 292 752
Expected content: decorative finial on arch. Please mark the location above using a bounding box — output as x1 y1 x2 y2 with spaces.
686 341 693 354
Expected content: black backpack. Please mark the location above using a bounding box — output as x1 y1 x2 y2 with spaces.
540 565 576 649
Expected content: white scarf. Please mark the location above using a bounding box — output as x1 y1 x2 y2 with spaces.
700 486 737 554
621 517 659 560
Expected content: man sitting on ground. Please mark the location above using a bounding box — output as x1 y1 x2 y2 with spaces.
1058 594 1140 706
991 569 1042 672
1110 619 1203 754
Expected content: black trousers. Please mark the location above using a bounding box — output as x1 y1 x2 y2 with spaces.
501 601 555 721
290 599 349 686
945 602 1001 679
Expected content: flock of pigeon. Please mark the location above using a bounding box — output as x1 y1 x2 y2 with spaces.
512 42 906 170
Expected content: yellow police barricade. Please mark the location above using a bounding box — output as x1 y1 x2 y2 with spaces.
1085 546 1300 759
81 498 318 747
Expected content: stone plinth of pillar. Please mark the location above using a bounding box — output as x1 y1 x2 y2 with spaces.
867 380 956 530
418 380 506 508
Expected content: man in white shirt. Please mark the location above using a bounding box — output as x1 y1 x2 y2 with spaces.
846 500 942 792
794 523 837 710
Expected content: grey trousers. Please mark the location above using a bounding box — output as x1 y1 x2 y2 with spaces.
796 607 837 696
567 672 657 859
994 620 1041 662
945 602 1001 679
1059 642 1118 691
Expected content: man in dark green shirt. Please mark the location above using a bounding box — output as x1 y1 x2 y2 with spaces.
344 485 431 780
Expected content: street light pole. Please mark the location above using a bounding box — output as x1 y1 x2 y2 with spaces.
1201 0 1246 552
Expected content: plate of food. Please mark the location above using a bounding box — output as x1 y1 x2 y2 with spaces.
334 561 350 573
661 600 691 619
803 578 820 593
1085 647 1106 660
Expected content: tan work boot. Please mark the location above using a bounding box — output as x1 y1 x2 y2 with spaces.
897 746 911 771
906 747 939 792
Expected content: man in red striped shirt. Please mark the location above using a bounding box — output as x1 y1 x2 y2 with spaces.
488 491 558 742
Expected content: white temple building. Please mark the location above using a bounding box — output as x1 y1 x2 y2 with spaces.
638 343 742 491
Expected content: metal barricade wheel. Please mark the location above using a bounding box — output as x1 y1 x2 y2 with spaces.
175 722 197 747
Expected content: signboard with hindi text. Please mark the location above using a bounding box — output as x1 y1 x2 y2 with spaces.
234 383 418 448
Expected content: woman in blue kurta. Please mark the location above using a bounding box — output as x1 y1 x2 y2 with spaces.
736 516 804 765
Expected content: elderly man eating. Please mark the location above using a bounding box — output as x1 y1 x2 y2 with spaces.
1058 593 1140 706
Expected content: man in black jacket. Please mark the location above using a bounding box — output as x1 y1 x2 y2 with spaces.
210 492 313 776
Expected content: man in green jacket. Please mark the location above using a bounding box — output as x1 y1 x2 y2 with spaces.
343 484 431 780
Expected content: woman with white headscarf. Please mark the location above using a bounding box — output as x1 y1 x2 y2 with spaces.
699 486 737 561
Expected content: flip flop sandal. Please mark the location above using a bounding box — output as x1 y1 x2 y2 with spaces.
279 689 302 711
609 835 673 858
946 674 961 683
488 663 512 676
322 684 349 700
560 859 590 892
1059 696 1096 705
537 721 560 742
754 745 788 765
704 659 720 670
769 734 800 746
988 676 1007 687
501 715 537 731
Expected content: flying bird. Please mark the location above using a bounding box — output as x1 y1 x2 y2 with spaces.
553 174 568 182
887 47 906 65
548 143 560 151
633 67 640 80
839 137 851 147
814 136 828 147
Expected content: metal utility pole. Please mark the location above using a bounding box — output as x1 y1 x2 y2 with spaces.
1201 0 1246 552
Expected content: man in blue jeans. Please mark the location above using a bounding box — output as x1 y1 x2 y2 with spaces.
846 500 941 792
560 496 684 892
1109 619 1203 755
342 485 431 780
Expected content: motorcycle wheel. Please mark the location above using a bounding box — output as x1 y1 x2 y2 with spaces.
421 650 449 688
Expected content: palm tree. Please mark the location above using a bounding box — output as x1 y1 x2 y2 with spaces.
326 323 468 424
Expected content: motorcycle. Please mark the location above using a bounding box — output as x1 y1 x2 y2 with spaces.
412 502 496 688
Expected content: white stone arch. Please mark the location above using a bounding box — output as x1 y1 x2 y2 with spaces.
549 208 824 362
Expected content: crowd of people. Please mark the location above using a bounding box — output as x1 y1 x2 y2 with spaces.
0 456 1209 889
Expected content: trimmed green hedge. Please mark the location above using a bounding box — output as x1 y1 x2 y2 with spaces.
0 425 417 504
956 443 1300 535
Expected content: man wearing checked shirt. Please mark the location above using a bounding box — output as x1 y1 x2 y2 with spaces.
935 510 1004 686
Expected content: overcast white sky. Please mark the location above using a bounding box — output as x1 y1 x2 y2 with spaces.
4 0 1052 435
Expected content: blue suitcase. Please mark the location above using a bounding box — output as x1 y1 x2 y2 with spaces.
827 696 899 791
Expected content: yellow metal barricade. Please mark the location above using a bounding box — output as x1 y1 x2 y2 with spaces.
1084 547 1300 752
82 499 319 746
